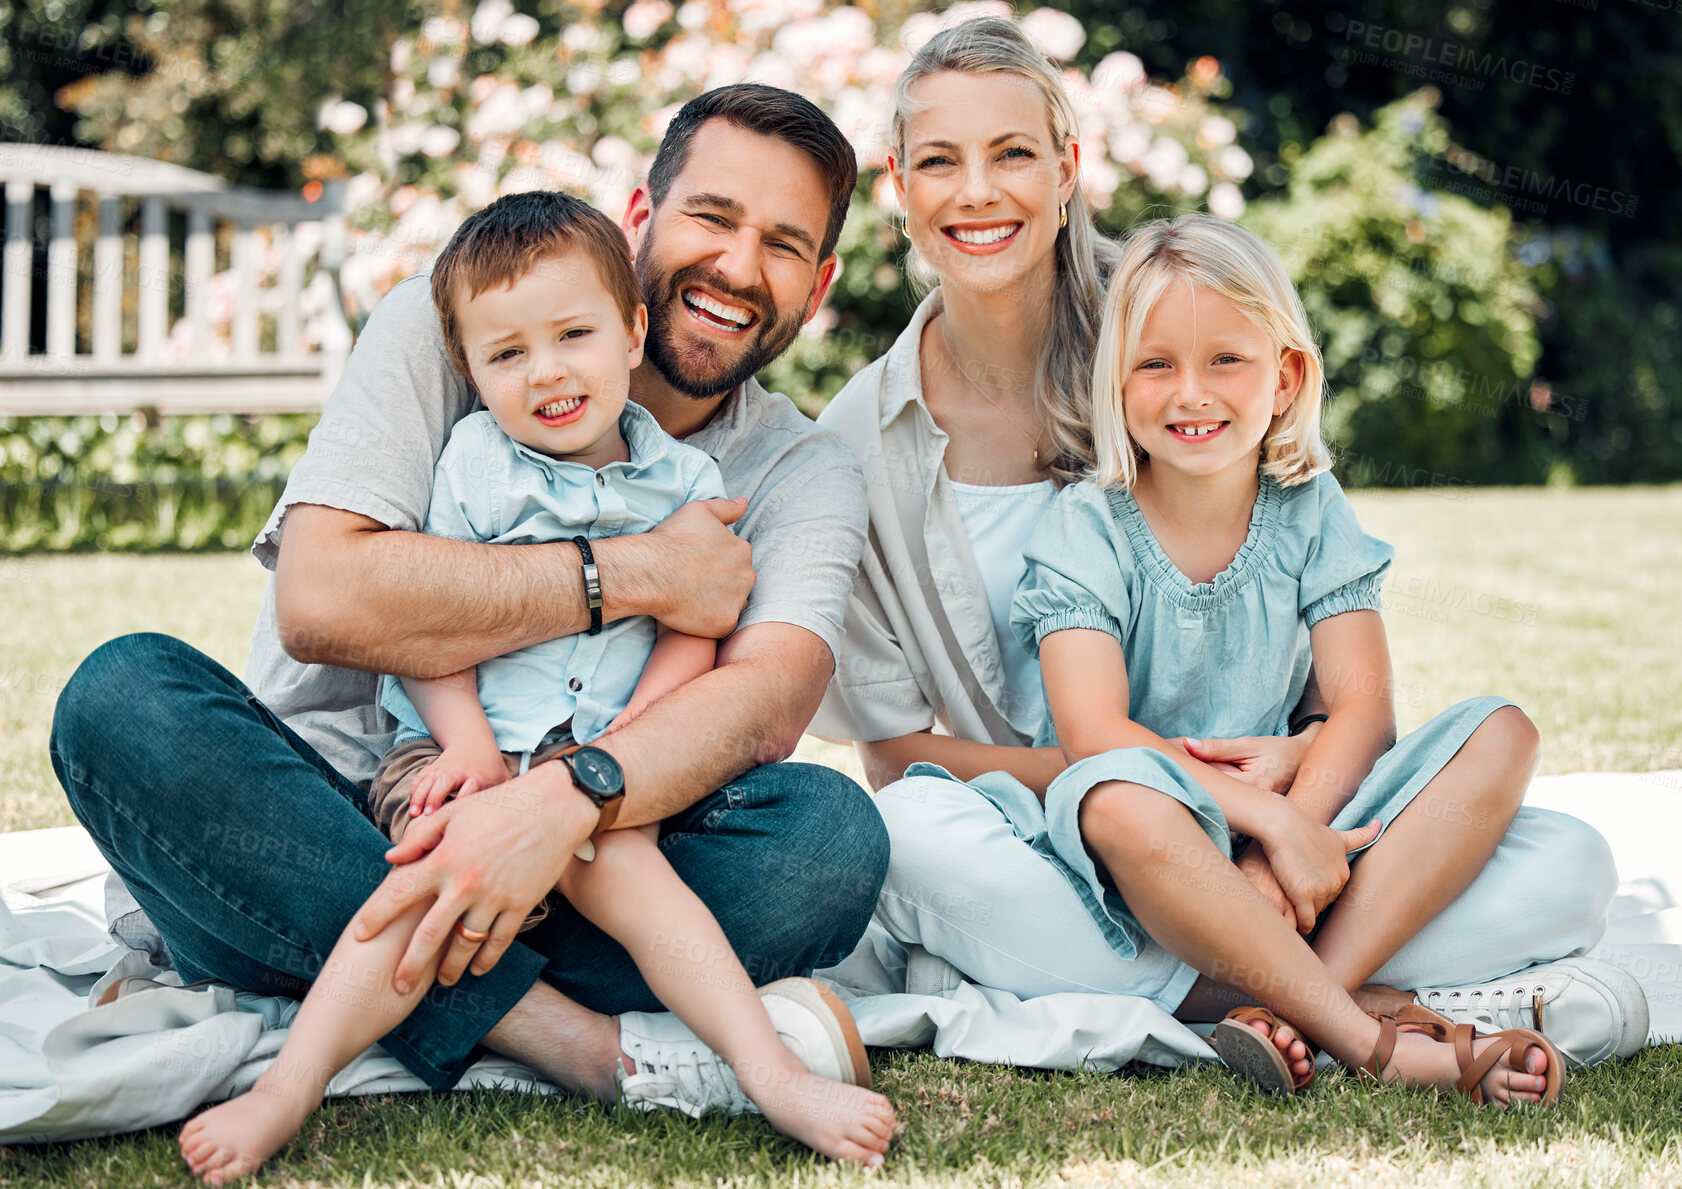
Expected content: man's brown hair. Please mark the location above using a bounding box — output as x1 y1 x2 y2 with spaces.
431 190 641 378
647 83 857 261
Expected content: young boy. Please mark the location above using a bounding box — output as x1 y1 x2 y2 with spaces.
179 191 895 1183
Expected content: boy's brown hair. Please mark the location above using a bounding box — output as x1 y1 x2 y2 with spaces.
431 190 641 379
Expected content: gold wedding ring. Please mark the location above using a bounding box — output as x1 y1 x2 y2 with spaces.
454 920 492 943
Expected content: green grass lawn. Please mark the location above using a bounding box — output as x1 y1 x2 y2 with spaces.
3 486 1681 1186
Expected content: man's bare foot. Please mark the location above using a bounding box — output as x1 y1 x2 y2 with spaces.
737 1056 897 1167
1375 1028 1553 1105
1241 1016 1315 1087
179 1065 322 1184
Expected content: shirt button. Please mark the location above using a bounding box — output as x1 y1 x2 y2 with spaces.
595 473 606 487
568 677 583 692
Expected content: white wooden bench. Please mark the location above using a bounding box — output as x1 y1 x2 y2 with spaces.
0 143 350 416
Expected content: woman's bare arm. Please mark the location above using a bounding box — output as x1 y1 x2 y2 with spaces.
855 733 1068 797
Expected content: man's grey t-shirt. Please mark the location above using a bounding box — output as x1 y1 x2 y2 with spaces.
244 274 867 787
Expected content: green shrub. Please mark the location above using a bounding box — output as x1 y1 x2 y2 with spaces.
1244 94 1550 487
0 413 314 551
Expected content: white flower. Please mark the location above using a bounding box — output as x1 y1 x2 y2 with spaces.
419 125 461 157
623 0 674 41
1177 163 1208 196
1021 8 1085 60
1208 181 1245 219
567 65 602 96
346 171 384 208
390 77 415 109
500 14 540 47
457 163 499 209
1142 135 1189 189
319 100 368 135
1108 124 1152 165
1198 114 1237 147
390 40 412 72
427 57 461 89
467 81 528 139
676 1 708 31
389 123 425 155
562 22 601 52
1093 51 1145 91
1214 144 1253 182
470 0 513 44
522 83 553 115
1080 158 1122 209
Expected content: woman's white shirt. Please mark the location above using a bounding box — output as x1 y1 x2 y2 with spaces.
949 478 1055 740
812 288 1052 746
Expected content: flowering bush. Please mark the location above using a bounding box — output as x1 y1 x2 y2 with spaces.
318 0 1254 408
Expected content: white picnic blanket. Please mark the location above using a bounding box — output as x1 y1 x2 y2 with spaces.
3 772 1678 1144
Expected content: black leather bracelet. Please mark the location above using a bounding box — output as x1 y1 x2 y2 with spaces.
572 535 603 635
1289 712 1330 736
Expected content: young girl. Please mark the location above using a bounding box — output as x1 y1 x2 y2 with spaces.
178 191 894 1183
1004 213 1567 1102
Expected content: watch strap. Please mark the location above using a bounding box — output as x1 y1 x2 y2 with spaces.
572 535 603 635
557 742 624 832
1289 712 1330 736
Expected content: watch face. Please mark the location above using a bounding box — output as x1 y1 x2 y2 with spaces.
570 746 624 799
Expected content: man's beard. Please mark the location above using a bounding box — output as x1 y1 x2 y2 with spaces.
635 223 807 400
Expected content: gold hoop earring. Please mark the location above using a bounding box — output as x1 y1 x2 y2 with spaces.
1059 202 1067 229
895 213 910 240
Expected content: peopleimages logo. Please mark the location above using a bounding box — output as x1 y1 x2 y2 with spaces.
1420 152 1639 218
1339 19 1576 94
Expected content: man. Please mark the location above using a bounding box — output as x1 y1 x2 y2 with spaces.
50 84 886 1113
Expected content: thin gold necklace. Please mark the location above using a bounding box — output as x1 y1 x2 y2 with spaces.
936 314 1046 468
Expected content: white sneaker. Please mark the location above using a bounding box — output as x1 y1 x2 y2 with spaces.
615 977 871 1117
1415 956 1650 1068
903 944 965 997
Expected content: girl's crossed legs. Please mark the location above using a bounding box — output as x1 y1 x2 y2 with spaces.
1096 706 1555 1101
180 826 895 1183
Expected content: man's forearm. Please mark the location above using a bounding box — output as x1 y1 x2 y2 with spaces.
586 625 831 827
275 506 662 677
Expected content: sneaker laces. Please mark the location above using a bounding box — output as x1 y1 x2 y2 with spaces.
617 1033 756 1118
1420 983 1547 1033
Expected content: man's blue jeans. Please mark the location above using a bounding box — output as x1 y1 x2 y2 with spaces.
49 632 890 1091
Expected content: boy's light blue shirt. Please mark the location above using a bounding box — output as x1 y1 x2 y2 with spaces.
378 400 726 753
1009 470 1395 747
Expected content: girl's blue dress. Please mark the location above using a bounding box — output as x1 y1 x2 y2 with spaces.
905 470 1510 962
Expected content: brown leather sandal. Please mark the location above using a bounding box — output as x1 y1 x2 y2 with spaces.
1371 1001 1457 1037
1360 1014 1565 1105
1212 1006 1319 1095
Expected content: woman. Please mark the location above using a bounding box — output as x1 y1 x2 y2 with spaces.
813 17 1638 1085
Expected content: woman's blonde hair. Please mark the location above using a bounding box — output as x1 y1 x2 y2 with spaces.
1090 213 1331 489
891 17 1120 485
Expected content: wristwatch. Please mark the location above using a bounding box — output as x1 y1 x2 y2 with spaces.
559 743 625 831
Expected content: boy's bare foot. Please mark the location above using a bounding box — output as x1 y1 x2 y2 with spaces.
1239 1015 1315 1087
738 1057 897 1168
179 1064 322 1184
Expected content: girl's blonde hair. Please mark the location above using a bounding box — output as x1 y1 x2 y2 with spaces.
892 17 1120 485
1090 213 1331 489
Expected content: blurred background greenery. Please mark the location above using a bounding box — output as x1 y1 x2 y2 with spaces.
1 0 1677 550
